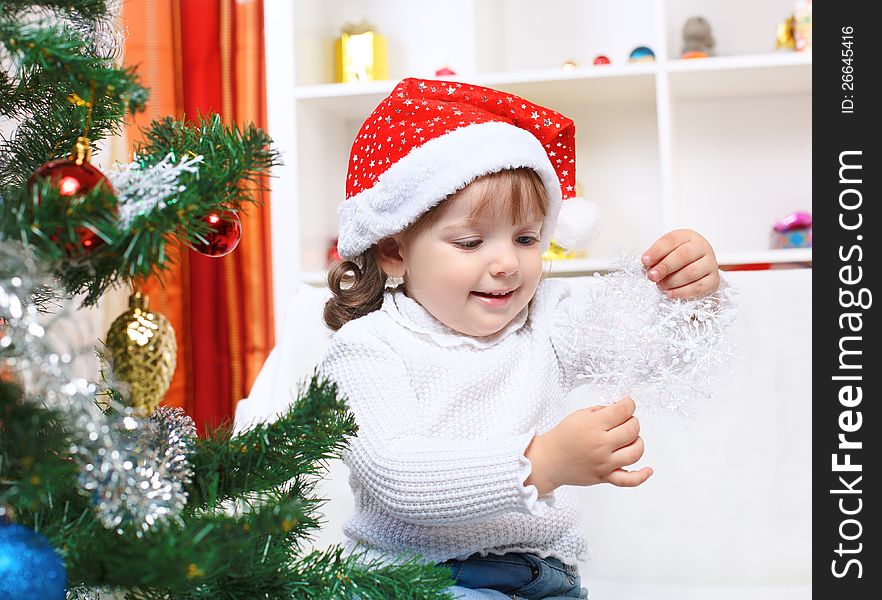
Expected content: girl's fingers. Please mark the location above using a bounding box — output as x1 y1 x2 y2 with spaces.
599 396 636 430
655 256 714 290
642 230 692 271
607 416 640 449
662 271 719 300
644 237 703 283
610 435 646 467
606 466 654 488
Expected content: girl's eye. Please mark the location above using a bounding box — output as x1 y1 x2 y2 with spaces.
453 239 482 249
516 236 539 246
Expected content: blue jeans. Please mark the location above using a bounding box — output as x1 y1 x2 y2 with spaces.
438 552 589 599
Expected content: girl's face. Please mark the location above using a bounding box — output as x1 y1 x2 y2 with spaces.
397 179 545 337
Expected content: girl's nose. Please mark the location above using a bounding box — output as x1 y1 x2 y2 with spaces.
490 244 519 277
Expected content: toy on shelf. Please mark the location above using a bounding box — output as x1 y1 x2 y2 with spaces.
593 55 611 65
628 46 655 63
681 16 716 59
771 210 812 248
561 60 578 70
793 0 812 52
775 15 797 51
334 21 388 83
775 1 812 52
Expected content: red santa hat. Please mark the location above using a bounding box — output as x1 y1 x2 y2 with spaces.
337 77 577 259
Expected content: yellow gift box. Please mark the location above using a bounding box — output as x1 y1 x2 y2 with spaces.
335 22 388 83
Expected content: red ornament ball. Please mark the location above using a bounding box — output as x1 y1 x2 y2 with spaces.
593 55 611 65
435 66 456 77
29 159 117 252
192 210 242 257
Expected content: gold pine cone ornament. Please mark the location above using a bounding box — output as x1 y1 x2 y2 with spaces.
106 291 177 416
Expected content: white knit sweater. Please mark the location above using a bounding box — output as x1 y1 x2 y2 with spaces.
319 276 734 567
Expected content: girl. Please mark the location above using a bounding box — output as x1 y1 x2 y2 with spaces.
320 78 732 599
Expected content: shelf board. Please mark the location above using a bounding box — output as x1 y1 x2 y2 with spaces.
300 248 811 286
478 64 657 110
294 53 811 118
294 63 659 118
294 63 658 99
544 248 812 277
294 81 396 120
664 51 812 73
665 52 812 99
717 247 812 269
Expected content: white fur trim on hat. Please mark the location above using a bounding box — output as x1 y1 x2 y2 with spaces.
337 121 562 258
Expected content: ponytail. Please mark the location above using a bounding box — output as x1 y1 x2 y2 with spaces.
323 248 387 331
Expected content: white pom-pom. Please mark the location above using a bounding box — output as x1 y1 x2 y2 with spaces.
553 197 602 250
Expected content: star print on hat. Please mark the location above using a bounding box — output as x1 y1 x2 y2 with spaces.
337 77 576 259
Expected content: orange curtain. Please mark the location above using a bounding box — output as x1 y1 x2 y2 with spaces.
121 0 274 433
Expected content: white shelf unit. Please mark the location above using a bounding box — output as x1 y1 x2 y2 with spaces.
299 248 812 286
264 0 812 313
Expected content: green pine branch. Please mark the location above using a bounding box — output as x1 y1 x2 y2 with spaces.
0 378 80 511
277 547 455 600
0 114 281 306
0 14 148 195
0 8 283 308
61 496 312 590
126 113 281 268
188 374 355 509
0 0 109 19
3 374 454 598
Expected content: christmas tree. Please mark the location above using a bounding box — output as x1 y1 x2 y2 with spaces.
0 2 452 598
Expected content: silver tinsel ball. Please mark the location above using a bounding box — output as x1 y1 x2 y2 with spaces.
1 241 195 535
78 405 196 535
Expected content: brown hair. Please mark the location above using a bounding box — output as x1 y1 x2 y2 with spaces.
323 167 549 331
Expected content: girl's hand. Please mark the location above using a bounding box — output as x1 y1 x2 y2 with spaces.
642 229 720 300
524 396 653 495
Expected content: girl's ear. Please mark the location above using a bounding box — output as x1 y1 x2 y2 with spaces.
375 236 406 277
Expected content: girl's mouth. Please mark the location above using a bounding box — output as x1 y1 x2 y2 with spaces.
470 289 516 307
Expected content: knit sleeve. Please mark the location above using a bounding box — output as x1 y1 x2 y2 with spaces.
547 269 737 406
319 329 552 526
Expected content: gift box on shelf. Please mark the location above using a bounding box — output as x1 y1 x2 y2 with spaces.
334 21 388 83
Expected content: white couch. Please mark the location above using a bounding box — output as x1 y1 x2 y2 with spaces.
234 269 812 600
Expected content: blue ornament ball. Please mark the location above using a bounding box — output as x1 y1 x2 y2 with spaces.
0 523 68 600
628 45 656 63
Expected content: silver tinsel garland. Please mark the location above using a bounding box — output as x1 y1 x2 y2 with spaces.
1 241 196 535
556 256 738 414
109 152 204 228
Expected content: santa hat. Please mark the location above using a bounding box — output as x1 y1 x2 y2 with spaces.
337 77 577 259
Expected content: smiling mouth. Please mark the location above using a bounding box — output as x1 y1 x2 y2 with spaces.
471 289 516 300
